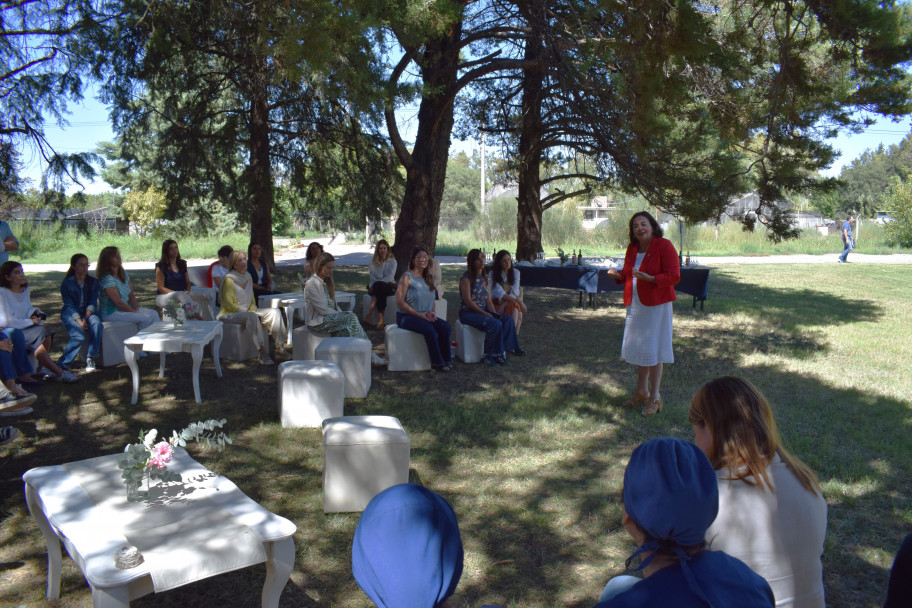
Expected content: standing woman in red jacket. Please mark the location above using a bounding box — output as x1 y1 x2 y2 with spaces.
606 211 680 417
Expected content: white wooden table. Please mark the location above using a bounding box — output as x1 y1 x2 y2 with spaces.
23 450 296 608
123 321 223 404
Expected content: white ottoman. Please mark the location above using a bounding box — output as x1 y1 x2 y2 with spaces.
322 415 410 512
314 337 371 398
361 294 397 326
455 320 485 363
278 360 344 428
219 322 260 361
99 320 142 367
292 325 332 360
384 324 432 371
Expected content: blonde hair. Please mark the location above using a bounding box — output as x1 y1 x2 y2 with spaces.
688 376 821 495
313 252 336 300
371 239 392 268
228 250 247 273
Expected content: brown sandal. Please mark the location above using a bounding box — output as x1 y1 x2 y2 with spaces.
641 398 663 418
623 390 650 408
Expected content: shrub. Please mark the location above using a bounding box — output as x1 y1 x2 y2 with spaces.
883 174 912 248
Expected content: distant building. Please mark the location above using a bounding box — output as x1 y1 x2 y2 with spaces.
578 195 622 230
9 207 128 233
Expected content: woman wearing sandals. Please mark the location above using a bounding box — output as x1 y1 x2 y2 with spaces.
364 239 396 329
605 211 679 417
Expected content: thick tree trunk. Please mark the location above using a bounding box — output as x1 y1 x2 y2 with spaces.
247 66 275 269
391 24 463 277
515 38 545 262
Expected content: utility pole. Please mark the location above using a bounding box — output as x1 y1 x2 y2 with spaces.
480 131 486 212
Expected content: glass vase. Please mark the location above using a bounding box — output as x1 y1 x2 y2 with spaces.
126 472 149 502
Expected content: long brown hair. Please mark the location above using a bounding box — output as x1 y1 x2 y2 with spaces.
466 248 487 284
688 376 821 495
491 249 513 292
97 246 126 282
159 239 187 272
313 252 336 300
306 241 324 262
371 239 392 268
64 253 90 280
407 246 435 291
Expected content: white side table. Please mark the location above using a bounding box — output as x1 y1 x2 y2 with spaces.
23 450 296 608
123 321 224 404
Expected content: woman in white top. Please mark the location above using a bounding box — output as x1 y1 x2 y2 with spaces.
689 376 827 608
0 261 79 383
490 250 527 333
305 253 385 365
364 239 397 329
218 250 287 365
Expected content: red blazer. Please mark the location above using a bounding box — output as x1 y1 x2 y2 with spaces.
617 237 680 306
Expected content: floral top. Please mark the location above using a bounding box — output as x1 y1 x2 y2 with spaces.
460 271 490 313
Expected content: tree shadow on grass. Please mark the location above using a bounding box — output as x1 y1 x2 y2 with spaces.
1 266 908 607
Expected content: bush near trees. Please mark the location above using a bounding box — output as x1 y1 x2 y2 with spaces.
883 173 912 248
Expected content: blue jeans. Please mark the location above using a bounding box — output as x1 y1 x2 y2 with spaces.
59 315 103 367
3 328 34 377
839 237 854 262
396 312 452 368
459 310 520 356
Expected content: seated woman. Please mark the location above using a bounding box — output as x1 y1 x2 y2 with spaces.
689 377 827 608
490 250 527 334
0 330 37 398
208 244 234 289
247 242 276 296
219 250 288 364
595 437 774 607
59 253 103 372
155 239 203 319
304 253 385 365
97 246 161 330
364 239 397 328
303 241 324 281
459 249 523 367
396 246 453 372
353 484 481 608
0 261 79 383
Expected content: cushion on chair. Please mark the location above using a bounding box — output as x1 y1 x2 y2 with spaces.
314 337 372 399
100 320 142 367
278 360 345 428
454 320 485 363
384 324 432 371
219 322 260 361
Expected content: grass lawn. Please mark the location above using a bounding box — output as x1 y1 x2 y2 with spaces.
1 262 910 607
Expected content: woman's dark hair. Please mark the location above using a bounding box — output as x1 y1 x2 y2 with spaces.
408 246 435 290
64 253 90 280
466 249 487 284
159 239 187 272
628 211 663 245
306 241 324 262
218 244 234 259
97 246 126 282
247 242 262 260
0 261 25 289
491 249 514 292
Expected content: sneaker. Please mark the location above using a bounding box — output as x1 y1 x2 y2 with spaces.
85 357 97 373
481 355 498 367
495 354 510 366
512 347 527 356
37 367 56 381
258 354 275 365
0 392 37 413
55 370 80 384
371 353 388 367
0 426 19 446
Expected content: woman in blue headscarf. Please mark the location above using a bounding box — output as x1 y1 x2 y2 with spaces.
595 438 774 608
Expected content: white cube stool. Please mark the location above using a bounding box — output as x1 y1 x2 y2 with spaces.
322 415 410 512
434 298 448 322
292 325 332 360
361 294 397 326
384 324 432 371
314 337 371 398
219 322 260 361
99 320 142 367
455 320 485 363
278 360 345 428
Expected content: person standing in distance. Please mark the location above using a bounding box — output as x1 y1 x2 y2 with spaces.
838 214 855 263
0 220 19 264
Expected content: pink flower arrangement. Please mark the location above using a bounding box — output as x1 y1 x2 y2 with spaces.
148 441 174 469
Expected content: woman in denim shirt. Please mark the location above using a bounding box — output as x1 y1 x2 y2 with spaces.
59 253 103 372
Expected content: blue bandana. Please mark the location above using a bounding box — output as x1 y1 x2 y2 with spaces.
352 484 464 608
623 438 719 607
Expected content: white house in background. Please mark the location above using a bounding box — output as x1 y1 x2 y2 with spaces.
722 192 831 232
578 195 622 229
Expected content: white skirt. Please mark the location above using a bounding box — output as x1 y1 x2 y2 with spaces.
621 287 674 367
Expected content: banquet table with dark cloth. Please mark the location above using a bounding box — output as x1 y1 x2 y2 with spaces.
516 265 710 309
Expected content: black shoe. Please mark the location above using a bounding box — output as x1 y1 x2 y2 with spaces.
496 355 510 366
481 356 498 367
512 347 526 356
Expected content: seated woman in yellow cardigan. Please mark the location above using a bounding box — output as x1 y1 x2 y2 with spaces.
218 250 288 365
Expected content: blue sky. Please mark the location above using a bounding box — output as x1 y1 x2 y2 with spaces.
22 91 912 195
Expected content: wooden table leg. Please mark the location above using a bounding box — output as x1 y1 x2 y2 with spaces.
212 326 223 378
25 484 62 600
124 345 140 405
190 344 204 403
90 584 131 608
261 537 294 608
